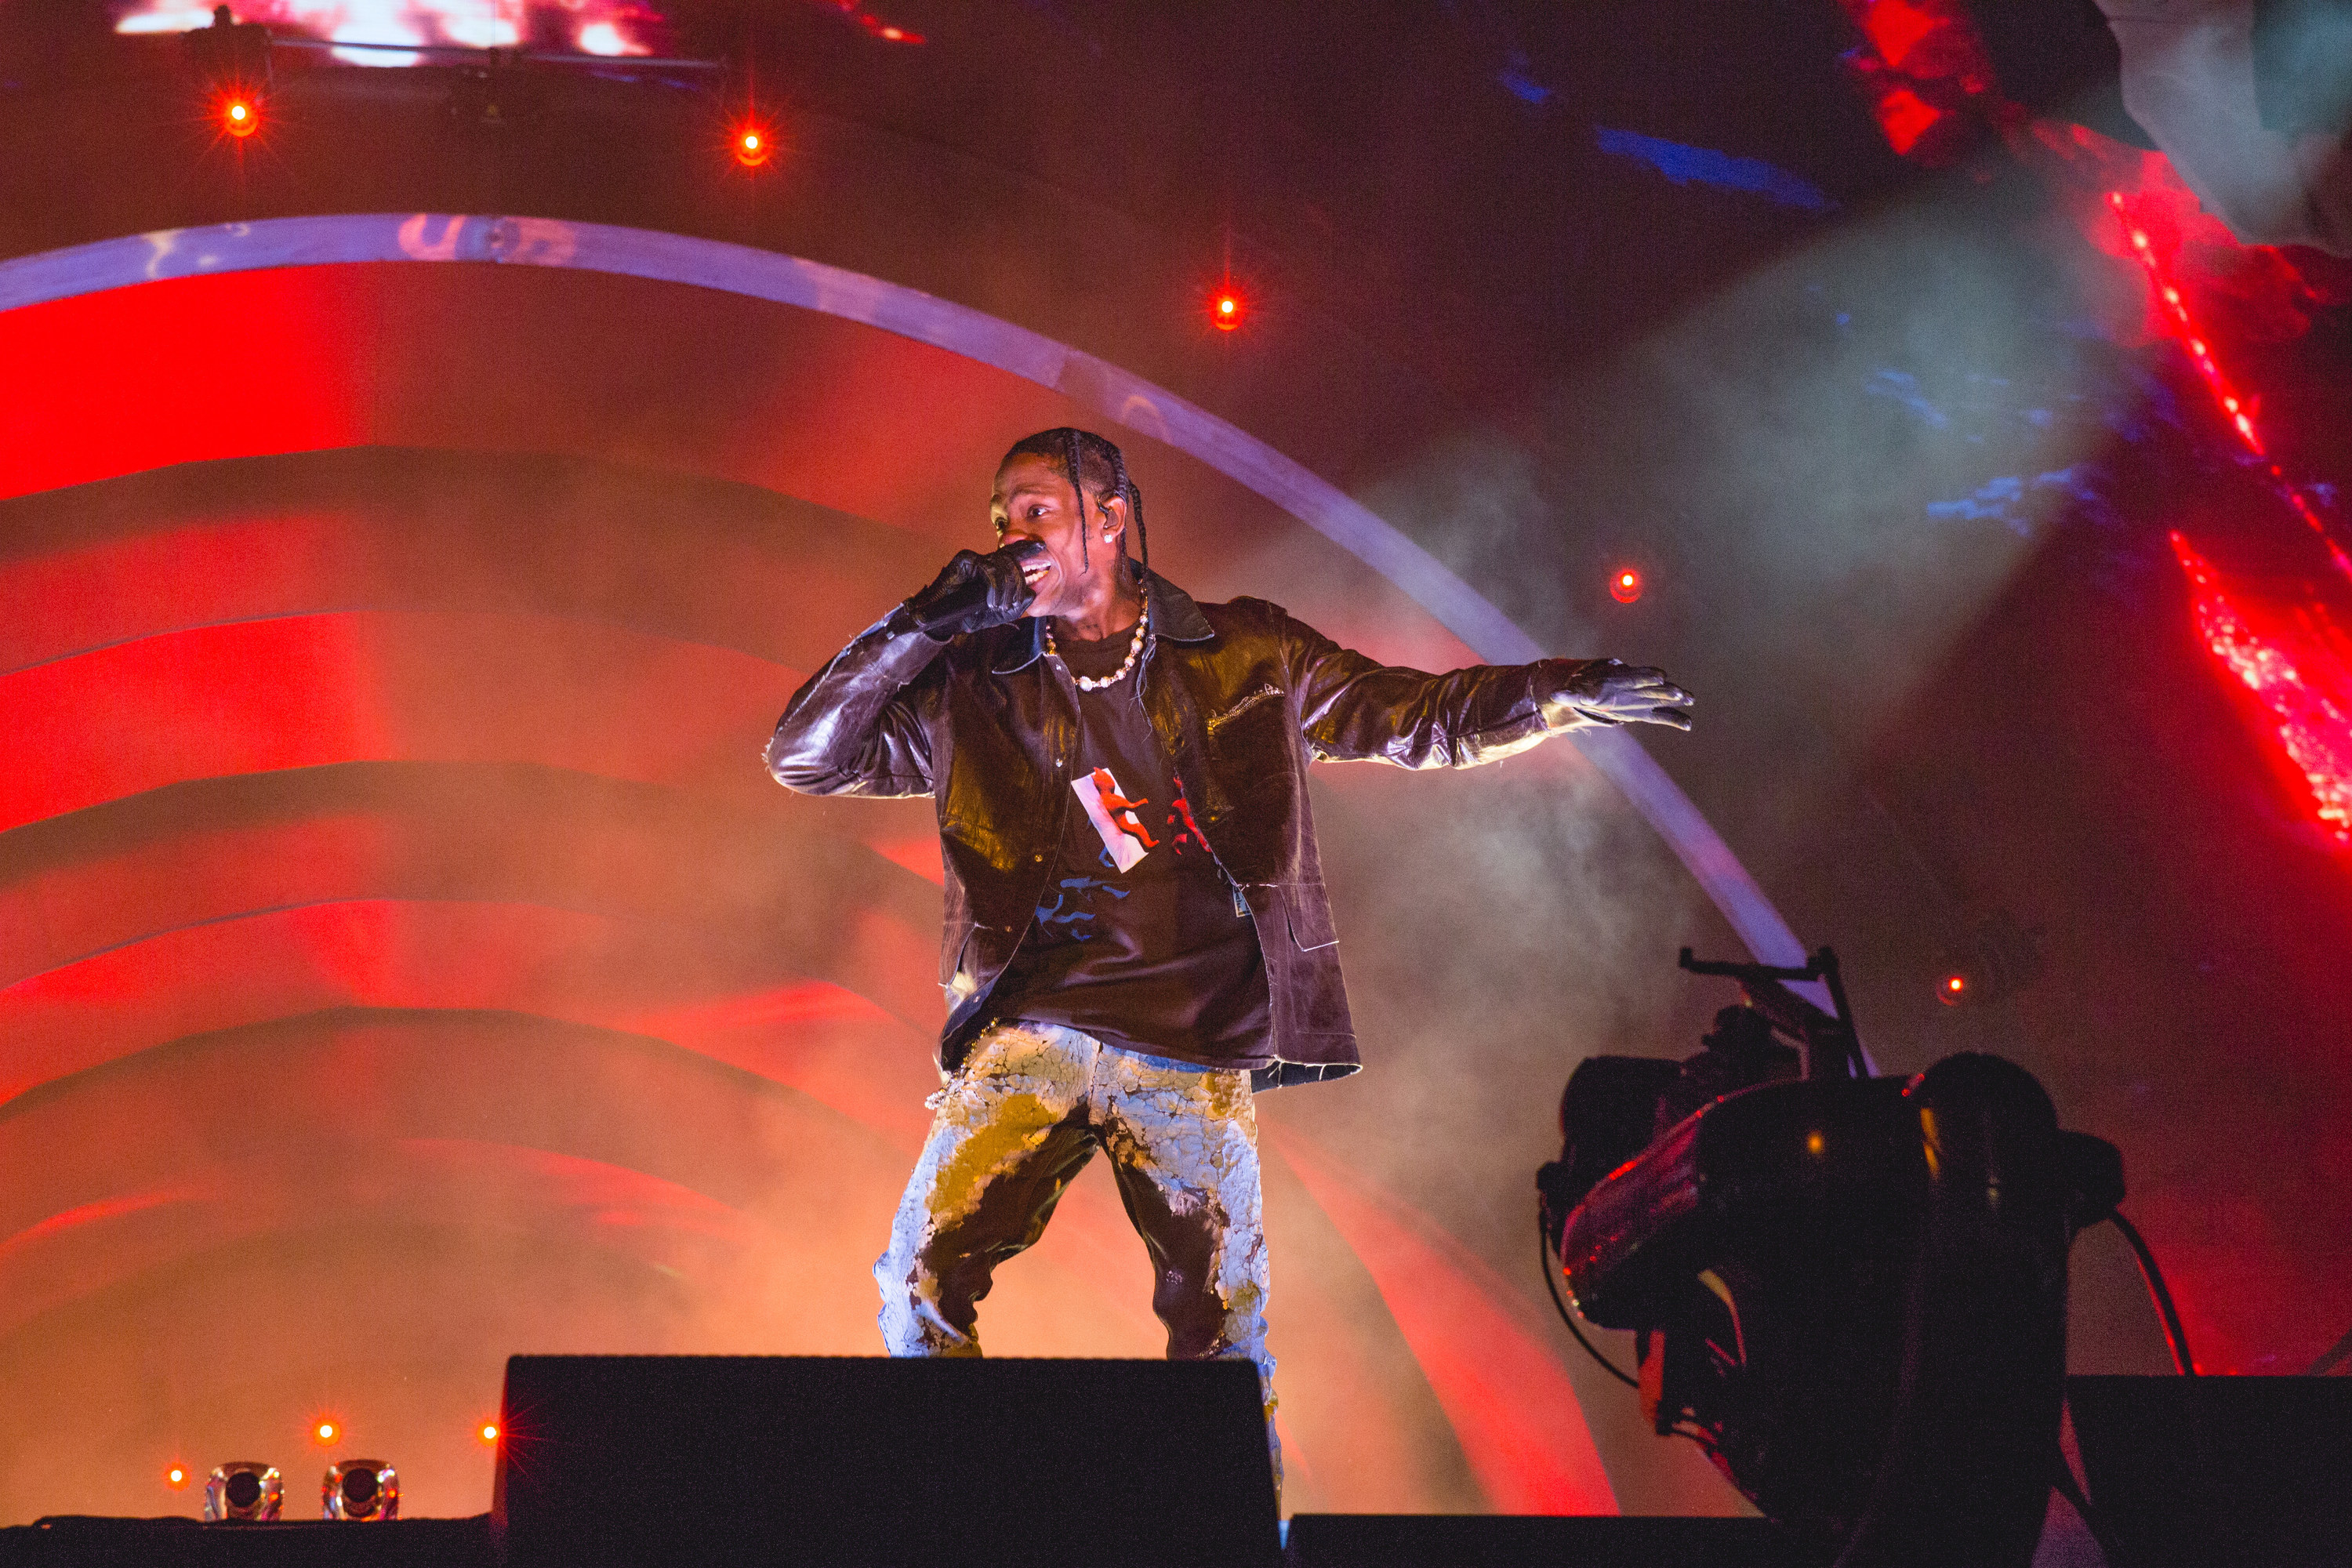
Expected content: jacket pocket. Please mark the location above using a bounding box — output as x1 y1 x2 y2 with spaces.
1277 881 1340 952
1205 683 1284 735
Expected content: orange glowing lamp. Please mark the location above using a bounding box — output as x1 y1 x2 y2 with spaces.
1938 974 1968 1006
1212 292 1242 331
314 1421 338 1446
223 96 259 138
166 1465 190 1490
479 1422 499 1445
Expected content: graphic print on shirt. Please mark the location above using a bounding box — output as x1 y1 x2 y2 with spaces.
1033 873 1127 942
1034 770 1214 944
1073 766 1157 873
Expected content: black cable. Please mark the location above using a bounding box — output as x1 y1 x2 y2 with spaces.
2109 1210 2198 1376
2309 1322 2352 1376
1538 1210 1639 1388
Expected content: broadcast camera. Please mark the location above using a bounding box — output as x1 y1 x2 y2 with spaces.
1538 949 2130 1568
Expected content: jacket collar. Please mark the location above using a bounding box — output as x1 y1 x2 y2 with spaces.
990 568 1214 673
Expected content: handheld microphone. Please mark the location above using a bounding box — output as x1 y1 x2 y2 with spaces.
908 537 1048 636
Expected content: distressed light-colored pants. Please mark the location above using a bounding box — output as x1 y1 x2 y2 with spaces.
874 1021 1279 1480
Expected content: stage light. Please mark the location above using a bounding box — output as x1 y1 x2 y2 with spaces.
204 1463 282 1523
187 7 271 138
1610 567 1643 604
856 13 924 43
1932 912 2043 1010
322 1460 399 1522
478 1422 499 1445
166 1465 190 1490
1211 292 1243 331
731 122 771 168
314 1421 337 1446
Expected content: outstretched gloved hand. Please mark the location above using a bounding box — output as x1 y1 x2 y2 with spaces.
1542 659 1694 731
890 540 1044 640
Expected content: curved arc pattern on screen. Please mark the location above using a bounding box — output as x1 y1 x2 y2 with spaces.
0 214 1813 977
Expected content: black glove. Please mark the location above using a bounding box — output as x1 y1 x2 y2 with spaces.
887 540 1044 641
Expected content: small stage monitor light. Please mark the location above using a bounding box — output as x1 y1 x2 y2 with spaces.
323 1459 400 1520
203 1462 281 1522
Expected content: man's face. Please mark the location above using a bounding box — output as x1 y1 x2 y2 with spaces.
990 452 1123 619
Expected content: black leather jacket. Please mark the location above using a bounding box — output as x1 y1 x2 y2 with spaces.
766 570 1595 1088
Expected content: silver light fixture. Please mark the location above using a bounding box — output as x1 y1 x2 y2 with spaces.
322 1459 399 1521
203 1463 282 1522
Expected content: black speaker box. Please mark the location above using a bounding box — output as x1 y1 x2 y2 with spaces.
1280 1514 1799 1567
490 1355 1281 1567
2068 1374 2352 1568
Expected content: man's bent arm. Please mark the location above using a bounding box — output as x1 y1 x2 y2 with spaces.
1279 608 1608 768
765 615 947 797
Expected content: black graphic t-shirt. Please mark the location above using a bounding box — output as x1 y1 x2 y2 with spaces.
984 621 1273 1070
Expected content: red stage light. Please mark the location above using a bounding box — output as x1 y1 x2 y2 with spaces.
1212 292 1242 331
314 1421 338 1446
731 124 771 169
222 95 259 138
1939 973 1967 1005
1609 567 1643 604
478 1422 499 1445
166 1465 189 1490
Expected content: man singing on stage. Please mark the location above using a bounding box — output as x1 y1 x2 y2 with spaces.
765 428 1692 1480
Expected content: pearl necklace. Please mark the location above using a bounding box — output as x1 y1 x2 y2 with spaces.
1047 609 1149 691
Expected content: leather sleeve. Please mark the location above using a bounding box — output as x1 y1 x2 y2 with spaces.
764 615 949 797
1277 608 1602 768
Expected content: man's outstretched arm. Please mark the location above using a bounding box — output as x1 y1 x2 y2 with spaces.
1279 609 1693 769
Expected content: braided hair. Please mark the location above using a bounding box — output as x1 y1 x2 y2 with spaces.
1001 427 1149 583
